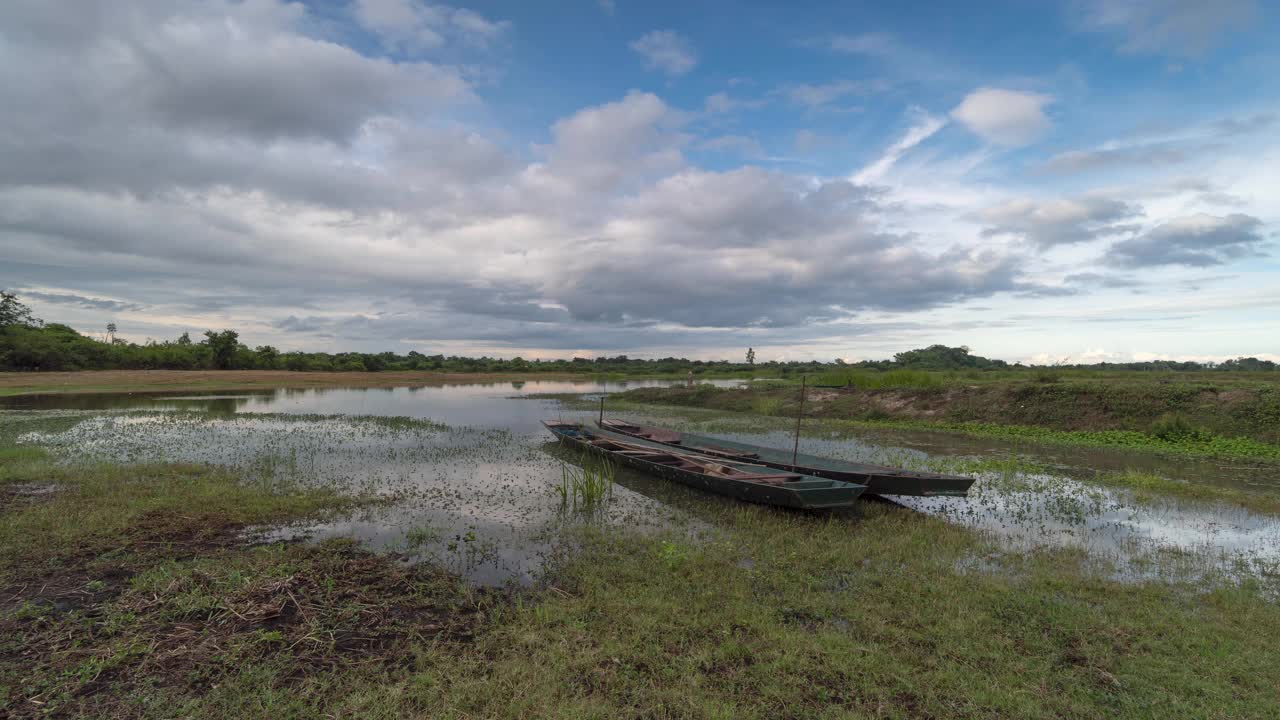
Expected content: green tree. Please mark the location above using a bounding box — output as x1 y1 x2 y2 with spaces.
254 345 280 369
0 291 41 328
202 330 240 369
746 347 755 365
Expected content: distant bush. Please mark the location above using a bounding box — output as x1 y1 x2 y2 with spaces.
1150 414 1207 442
1034 369 1062 384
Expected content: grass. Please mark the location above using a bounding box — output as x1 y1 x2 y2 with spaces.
1097 469 1280 515
811 368 944 390
442 514 1280 718
616 383 1280 462
556 453 616 509
5 409 1280 717
0 448 359 583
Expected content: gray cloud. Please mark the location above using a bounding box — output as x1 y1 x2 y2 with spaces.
1040 144 1190 174
1214 112 1278 136
20 291 146 313
1108 213 1268 267
0 0 1041 355
1075 0 1259 57
974 196 1143 247
1063 272 1143 289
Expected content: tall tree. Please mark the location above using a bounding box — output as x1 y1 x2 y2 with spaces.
0 291 41 328
746 347 755 365
202 330 240 369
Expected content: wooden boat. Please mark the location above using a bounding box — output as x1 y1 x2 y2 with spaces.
598 419 975 497
543 421 864 510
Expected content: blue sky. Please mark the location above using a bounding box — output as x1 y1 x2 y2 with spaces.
2 0 1277 363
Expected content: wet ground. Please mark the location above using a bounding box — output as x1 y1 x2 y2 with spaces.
5 381 1279 586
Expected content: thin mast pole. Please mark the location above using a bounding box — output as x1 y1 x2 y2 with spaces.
599 394 605 425
792 375 806 469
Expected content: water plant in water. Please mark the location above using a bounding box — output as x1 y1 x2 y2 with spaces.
556 452 615 509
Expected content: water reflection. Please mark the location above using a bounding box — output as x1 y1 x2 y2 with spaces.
0 379 741 433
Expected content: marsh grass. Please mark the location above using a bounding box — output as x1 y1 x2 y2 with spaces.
812 368 944 389
556 452 615 509
1098 469 1280 515
0 453 359 581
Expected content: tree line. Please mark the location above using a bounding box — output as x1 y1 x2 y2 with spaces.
0 292 1275 373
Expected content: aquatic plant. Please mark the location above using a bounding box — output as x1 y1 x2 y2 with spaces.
556 452 615 509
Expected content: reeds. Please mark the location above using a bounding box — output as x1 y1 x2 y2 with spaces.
556 452 615 509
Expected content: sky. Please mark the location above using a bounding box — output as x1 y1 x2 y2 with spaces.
2 0 1278 364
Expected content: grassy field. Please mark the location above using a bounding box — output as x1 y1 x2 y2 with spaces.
4 411 1280 717
615 375 1280 462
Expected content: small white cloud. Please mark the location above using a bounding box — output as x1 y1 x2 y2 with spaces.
827 32 898 57
1077 0 1258 57
785 80 881 109
630 30 697 77
951 88 1052 146
703 92 766 114
354 0 509 52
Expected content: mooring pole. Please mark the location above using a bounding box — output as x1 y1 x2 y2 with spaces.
792 375 806 470
599 395 605 425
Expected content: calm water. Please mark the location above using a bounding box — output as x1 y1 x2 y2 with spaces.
7 381 1280 585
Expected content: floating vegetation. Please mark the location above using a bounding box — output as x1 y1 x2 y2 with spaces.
555 452 615 510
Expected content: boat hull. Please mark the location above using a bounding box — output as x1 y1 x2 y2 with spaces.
544 422 864 510
598 419 974 497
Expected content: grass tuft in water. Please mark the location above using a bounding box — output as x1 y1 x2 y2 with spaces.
556 453 615 509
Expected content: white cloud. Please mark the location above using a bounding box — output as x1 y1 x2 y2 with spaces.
353 0 509 52
853 111 946 183
950 88 1053 146
784 80 881 109
974 196 1142 247
629 30 697 77
703 92 766 114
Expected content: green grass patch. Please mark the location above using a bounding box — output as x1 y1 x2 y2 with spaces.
615 385 1280 463
1097 470 1280 515
812 368 945 390
0 431 363 582
555 452 616 509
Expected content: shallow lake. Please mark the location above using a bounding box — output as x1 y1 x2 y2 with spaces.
6 380 1279 586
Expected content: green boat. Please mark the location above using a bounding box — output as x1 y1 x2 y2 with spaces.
543 421 865 510
598 419 974 497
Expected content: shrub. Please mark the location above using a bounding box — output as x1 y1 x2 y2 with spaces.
1150 413 1207 442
